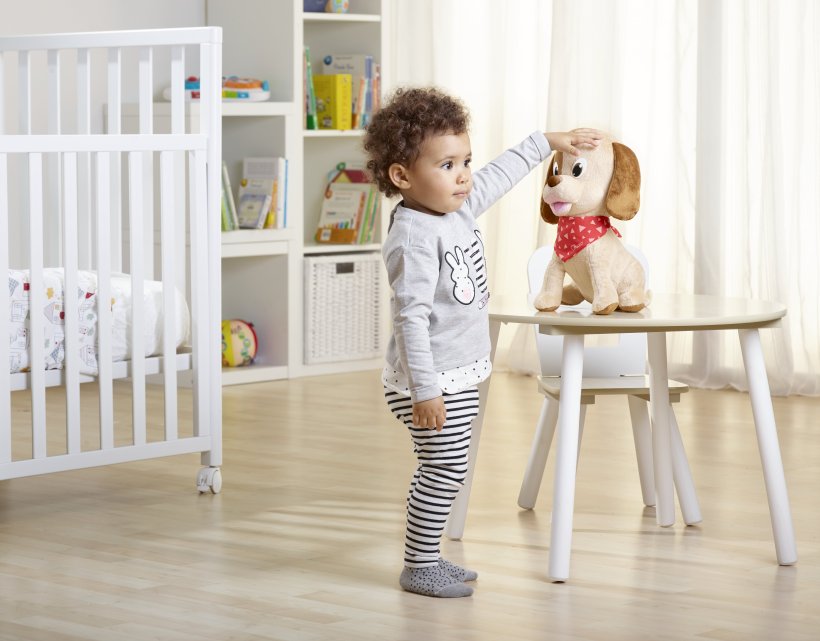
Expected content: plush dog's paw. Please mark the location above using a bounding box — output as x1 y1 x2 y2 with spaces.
617 288 649 312
592 300 619 315
618 303 645 313
534 292 560 311
561 283 586 306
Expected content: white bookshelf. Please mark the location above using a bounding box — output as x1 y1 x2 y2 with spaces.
206 0 390 383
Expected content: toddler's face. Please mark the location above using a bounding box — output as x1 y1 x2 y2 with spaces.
399 132 472 215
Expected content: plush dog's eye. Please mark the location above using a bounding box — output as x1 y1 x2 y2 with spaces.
551 161 559 176
572 158 587 177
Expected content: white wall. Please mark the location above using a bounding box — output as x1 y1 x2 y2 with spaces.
0 0 205 37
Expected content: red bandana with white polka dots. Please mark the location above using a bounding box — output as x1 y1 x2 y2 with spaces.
554 215 621 262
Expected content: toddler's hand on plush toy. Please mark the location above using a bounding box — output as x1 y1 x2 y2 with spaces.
545 128 605 156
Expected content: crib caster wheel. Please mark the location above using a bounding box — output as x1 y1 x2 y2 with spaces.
197 466 222 494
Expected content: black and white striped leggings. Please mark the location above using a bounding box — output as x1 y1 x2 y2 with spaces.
384 386 480 568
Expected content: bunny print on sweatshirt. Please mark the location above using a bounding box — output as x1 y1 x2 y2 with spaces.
444 246 476 305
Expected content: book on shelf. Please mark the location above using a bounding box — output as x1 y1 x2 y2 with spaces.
304 46 318 130
315 161 380 244
236 157 288 230
313 74 353 130
221 189 232 231
221 161 239 231
322 54 376 128
236 193 271 230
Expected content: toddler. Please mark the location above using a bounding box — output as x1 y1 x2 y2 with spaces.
364 87 601 597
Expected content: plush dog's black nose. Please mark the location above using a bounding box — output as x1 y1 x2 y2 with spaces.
547 175 562 188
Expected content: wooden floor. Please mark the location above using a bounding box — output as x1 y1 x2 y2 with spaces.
2 370 820 641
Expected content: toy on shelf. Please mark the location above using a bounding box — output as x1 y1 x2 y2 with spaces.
304 0 348 12
162 76 271 102
221 319 258 367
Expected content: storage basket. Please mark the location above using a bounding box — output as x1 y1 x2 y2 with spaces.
304 253 382 364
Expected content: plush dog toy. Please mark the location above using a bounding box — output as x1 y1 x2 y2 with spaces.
533 135 648 315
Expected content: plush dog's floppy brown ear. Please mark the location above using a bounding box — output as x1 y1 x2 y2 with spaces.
605 142 641 220
540 151 561 224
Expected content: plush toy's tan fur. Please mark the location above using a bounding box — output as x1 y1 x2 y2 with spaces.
534 136 647 315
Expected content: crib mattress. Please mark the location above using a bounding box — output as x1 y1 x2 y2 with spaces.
8 268 190 375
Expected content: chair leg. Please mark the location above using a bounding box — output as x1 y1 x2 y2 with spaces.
627 395 656 507
518 400 587 510
669 407 702 525
518 398 558 509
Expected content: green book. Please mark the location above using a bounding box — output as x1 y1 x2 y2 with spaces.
304 46 318 130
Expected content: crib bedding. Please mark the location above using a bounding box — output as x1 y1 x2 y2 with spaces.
8 268 190 375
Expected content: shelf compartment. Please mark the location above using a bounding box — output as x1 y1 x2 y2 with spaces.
222 254 288 373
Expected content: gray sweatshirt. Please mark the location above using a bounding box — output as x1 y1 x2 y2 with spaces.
382 131 551 402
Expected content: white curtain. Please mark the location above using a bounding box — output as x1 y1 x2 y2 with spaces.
388 0 820 396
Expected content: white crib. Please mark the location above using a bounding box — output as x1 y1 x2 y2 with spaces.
0 28 223 492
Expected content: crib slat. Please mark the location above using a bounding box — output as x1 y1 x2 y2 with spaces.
18 51 30 134
62 152 81 454
76 48 93 270
159 151 178 440
47 50 61 134
29 153 47 458
201 38 223 461
190 149 209 438
129 152 147 446
138 47 155 280
106 48 121 135
139 47 153 133
47 50 60 129
202 41 219 456
170 46 185 135
0 153 10 464
96 152 114 449
77 49 91 133
47 49 63 265
169 45 188 283
107 47 122 272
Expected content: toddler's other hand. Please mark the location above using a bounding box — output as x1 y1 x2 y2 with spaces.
413 397 447 432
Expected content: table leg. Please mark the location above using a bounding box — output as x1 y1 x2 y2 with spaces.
737 328 797 565
445 318 502 540
548 333 584 582
647 332 676 527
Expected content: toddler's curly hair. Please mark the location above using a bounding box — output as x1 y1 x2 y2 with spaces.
363 87 470 198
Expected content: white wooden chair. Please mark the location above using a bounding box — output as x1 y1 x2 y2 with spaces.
520 245 702 534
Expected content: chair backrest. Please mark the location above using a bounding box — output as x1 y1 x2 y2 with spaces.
527 244 648 377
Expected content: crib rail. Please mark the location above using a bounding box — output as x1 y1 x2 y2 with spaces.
0 28 222 484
